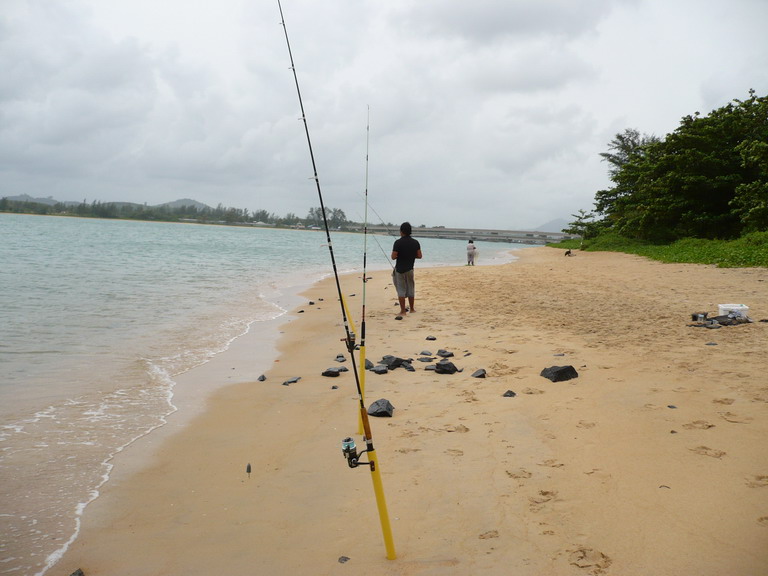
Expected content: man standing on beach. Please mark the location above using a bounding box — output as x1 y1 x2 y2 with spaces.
391 221 422 316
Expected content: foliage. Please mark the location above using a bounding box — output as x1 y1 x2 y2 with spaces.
593 90 768 242
549 231 768 268
0 198 353 230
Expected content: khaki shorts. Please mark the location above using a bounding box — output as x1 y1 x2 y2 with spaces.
392 269 415 298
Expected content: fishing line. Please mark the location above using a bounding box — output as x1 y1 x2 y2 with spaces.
277 1 396 559
277 0 356 357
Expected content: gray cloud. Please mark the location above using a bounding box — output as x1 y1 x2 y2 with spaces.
1 0 767 229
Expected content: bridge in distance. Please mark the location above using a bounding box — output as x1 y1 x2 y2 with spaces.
357 225 576 245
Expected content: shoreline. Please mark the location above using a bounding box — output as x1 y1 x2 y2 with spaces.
55 247 768 575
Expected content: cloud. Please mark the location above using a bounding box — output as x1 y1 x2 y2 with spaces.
1 0 767 229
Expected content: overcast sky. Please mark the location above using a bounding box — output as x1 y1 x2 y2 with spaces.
2 0 767 230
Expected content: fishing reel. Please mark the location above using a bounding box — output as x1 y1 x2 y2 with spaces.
341 436 374 470
341 331 356 353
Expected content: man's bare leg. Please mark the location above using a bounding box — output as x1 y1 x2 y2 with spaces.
408 297 416 313
398 297 408 315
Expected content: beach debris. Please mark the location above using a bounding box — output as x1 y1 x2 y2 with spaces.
540 365 578 382
380 355 409 369
435 359 460 374
471 369 487 378
395 315 403 320
298 309 305 313
309 300 315 305
331 385 338 390
426 335 437 341
368 398 395 417
257 374 266 382
322 367 344 377
70 570 85 576
437 349 454 358
503 390 517 397
246 463 251 478
338 556 350 564
667 405 677 409
370 365 389 375
706 342 718 346
463 352 472 357
282 377 301 386
335 354 346 362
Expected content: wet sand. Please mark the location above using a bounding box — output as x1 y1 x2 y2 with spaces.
56 246 768 576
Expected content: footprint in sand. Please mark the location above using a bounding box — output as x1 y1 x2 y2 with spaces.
479 530 499 539
538 459 565 468
758 517 768 527
445 448 464 457
746 475 768 488
719 411 753 424
506 468 532 480
577 420 596 429
529 490 558 511
682 420 716 430
567 547 612 575
443 424 470 433
712 397 735 405
523 387 545 395
690 445 726 459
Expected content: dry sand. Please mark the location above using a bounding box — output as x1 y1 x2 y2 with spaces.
56 247 768 576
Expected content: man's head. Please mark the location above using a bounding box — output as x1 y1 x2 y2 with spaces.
400 221 412 236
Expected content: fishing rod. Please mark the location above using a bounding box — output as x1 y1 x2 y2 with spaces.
277 1 396 560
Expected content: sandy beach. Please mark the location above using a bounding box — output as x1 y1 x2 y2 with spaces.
56 246 768 576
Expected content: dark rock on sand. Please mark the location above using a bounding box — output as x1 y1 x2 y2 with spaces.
540 365 579 382
435 359 460 374
426 336 437 341
257 374 267 382
503 390 517 397
335 354 347 362
471 369 487 378
322 367 343 377
437 349 454 358
368 398 395 417
371 365 389 375
283 377 301 386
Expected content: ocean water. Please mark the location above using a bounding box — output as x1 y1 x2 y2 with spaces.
0 213 526 575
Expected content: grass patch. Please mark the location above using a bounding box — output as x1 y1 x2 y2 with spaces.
548 231 768 268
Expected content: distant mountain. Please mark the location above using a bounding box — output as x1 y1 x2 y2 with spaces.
3 194 79 206
156 198 211 210
533 218 570 233
2 194 212 211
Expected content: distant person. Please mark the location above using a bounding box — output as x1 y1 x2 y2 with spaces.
391 221 422 316
466 240 477 266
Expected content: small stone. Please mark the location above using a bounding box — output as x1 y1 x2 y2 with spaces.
283 377 301 386
426 336 437 341
257 374 266 382
503 390 517 397
540 365 578 382
471 369 487 378
368 398 395 417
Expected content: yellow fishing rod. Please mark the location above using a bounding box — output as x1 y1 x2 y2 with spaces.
277 2 396 560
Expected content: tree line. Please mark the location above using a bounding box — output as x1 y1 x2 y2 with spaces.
566 90 767 243
0 198 357 229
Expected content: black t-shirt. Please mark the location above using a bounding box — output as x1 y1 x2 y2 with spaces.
392 236 421 273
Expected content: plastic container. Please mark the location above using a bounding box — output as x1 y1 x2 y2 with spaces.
718 304 749 317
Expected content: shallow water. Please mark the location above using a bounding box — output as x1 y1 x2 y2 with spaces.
0 213 526 575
